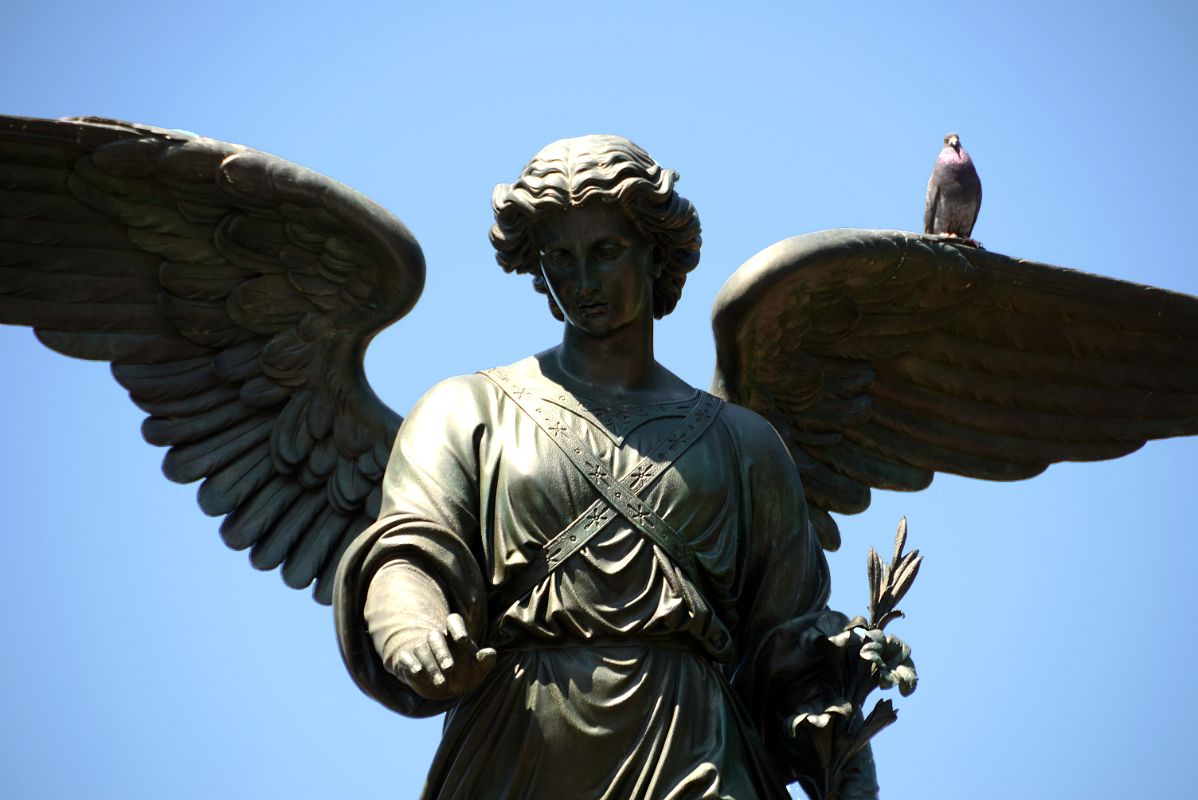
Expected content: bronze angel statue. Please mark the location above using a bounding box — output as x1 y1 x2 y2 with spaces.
2 115 1197 799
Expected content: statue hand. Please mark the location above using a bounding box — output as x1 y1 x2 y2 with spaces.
395 613 498 700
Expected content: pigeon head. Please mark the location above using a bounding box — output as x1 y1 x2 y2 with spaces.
944 132 961 150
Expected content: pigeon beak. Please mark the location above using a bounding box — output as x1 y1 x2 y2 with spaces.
948 136 960 149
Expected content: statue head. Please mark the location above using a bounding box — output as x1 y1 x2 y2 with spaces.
490 135 702 321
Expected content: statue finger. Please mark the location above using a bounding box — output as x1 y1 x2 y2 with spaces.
414 642 446 687
475 647 498 672
427 629 455 671
397 650 424 679
446 613 469 643
445 617 480 663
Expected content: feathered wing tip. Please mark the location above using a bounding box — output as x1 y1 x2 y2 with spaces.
712 228 1198 549
0 114 425 604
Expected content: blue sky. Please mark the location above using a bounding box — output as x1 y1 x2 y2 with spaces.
2 2 1196 797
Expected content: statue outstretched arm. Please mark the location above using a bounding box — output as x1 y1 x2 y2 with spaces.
366 565 496 700
333 376 492 715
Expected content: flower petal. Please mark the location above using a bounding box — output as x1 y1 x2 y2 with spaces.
828 630 854 648
826 701 853 717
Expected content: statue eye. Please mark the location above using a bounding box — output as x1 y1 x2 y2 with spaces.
595 241 626 260
541 248 573 268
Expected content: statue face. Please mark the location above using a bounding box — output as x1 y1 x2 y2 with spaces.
534 203 660 338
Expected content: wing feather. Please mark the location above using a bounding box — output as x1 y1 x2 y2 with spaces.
198 441 276 516
0 115 424 603
162 413 276 483
251 490 326 571
805 439 932 491
220 477 305 551
313 515 365 604
114 356 220 398
713 229 1198 548
142 398 259 446
283 506 353 590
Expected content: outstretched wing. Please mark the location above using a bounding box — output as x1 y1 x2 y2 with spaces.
0 115 425 603
711 229 1198 550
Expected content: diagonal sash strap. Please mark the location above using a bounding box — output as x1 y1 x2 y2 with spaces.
482 368 724 610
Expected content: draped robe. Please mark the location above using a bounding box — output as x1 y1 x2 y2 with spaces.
334 357 866 798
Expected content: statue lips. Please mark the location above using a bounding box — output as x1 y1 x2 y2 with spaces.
578 299 610 317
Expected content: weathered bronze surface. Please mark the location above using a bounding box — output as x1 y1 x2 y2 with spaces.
1 117 1196 798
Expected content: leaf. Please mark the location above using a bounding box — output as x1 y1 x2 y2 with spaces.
893 516 907 564
867 547 882 620
890 552 923 606
856 699 898 746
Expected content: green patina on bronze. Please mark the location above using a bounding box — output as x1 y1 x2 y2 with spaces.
2 118 1198 798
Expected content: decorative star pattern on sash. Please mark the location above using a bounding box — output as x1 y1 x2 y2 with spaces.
482 368 724 611
504 370 701 445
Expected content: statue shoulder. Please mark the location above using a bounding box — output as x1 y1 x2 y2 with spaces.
717 400 784 442
716 400 796 468
416 372 495 405
403 372 500 434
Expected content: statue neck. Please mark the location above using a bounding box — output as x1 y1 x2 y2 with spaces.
553 314 658 399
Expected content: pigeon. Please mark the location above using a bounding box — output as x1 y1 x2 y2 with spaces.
924 132 982 246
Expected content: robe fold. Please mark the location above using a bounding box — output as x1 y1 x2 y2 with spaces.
334 357 866 799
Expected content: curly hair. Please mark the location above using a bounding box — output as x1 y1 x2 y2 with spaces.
490 135 702 320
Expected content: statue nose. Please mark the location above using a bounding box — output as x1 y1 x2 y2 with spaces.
577 263 601 297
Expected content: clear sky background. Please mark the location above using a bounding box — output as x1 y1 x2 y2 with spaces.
2 2 1196 798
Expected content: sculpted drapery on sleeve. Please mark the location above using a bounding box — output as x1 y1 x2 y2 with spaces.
334 358 869 799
